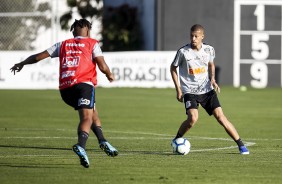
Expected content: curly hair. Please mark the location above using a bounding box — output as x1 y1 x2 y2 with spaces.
70 19 92 32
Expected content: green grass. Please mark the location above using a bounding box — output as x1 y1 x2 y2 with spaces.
0 87 282 184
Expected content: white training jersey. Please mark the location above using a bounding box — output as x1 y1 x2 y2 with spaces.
172 43 215 95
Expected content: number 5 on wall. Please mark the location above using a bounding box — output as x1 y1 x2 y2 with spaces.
251 33 269 60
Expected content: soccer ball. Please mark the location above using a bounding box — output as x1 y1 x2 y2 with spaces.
171 138 191 155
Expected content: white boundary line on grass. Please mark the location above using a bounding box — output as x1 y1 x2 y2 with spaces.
0 128 280 141
1 129 257 156
2 135 281 141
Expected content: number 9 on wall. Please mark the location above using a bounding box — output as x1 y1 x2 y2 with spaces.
250 62 268 88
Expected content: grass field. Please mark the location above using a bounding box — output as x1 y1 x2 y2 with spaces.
0 87 282 184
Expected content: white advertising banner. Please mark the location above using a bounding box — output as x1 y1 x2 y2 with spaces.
0 51 176 89
0 51 60 89
99 51 175 88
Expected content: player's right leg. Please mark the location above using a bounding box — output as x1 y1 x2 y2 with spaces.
176 109 198 138
60 84 95 167
172 109 198 152
72 144 90 168
173 93 199 142
72 108 93 168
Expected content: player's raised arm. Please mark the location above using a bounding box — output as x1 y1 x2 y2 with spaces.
10 50 50 75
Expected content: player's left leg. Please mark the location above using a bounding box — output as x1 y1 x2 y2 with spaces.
213 107 249 154
213 107 240 140
201 90 249 154
91 108 118 157
91 108 106 143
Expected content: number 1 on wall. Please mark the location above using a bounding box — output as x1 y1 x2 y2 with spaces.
254 4 265 31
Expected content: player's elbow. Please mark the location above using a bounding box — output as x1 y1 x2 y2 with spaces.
170 65 178 77
34 51 50 62
170 64 177 72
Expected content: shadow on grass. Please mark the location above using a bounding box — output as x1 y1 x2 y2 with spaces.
0 163 71 169
1 145 235 156
0 144 71 151
0 145 77 169
123 150 175 156
1 145 175 156
94 149 176 156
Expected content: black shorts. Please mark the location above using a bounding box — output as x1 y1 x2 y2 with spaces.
60 83 95 110
183 90 221 116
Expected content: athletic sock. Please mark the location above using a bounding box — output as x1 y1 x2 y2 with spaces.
174 132 183 139
235 138 245 147
77 131 89 149
91 124 107 144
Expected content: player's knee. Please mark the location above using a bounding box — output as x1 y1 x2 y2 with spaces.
187 115 198 125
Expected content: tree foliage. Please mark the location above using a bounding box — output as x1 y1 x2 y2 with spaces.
0 0 50 50
60 0 102 30
60 0 142 51
102 4 142 51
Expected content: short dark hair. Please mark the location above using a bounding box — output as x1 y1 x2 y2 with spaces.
70 19 92 32
190 24 204 32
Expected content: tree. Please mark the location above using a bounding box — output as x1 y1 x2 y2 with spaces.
0 0 51 50
60 0 102 30
101 4 142 51
60 0 142 51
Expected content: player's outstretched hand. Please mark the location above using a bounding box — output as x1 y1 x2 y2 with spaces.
106 73 115 82
10 63 24 75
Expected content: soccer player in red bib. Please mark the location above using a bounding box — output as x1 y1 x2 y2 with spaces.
170 24 249 154
11 19 118 168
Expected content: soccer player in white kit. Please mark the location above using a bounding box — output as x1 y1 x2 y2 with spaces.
170 24 249 154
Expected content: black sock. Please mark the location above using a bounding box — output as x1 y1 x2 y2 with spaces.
235 138 244 147
174 132 182 139
91 124 107 144
77 131 89 149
